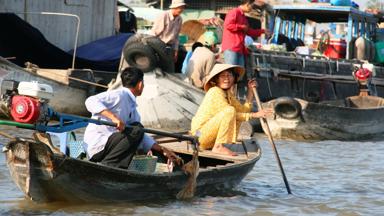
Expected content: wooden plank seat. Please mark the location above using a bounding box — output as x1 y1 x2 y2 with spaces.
157 138 259 163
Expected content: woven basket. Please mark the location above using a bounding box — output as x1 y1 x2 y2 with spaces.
68 141 86 159
180 20 205 43
128 155 158 173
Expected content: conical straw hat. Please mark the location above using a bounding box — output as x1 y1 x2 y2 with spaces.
203 63 245 92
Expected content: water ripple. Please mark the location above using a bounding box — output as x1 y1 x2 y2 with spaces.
0 129 384 215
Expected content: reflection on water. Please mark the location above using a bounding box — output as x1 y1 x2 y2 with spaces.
1 126 384 215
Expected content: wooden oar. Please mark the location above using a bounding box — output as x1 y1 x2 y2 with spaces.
0 115 199 149
91 118 199 148
252 86 292 194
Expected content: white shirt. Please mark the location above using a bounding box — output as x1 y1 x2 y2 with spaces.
84 87 155 158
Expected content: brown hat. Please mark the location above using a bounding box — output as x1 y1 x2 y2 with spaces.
203 63 245 92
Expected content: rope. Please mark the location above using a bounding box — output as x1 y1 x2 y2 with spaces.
261 52 273 98
176 149 199 199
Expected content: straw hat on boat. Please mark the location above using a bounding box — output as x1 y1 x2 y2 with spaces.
203 64 245 92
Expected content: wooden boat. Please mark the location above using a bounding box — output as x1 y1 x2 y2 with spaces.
4 132 260 203
0 56 116 116
262 95 384 141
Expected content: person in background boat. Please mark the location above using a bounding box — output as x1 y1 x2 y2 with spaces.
191 64 274 156
185 34 219 89
84 67 180 169
181 42 203 74
151 0 186 62
222 0 270 67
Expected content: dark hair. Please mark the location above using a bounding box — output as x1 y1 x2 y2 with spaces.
231 69 239 81
120 67 144 88
192 42 203 52
239 0 255 5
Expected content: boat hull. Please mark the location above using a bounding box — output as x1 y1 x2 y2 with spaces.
5 139 260 203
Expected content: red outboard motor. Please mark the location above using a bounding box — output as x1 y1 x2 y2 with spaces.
10 95 41 123
1 80 53 124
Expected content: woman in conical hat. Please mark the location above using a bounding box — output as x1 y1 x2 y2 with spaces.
191 63 273 156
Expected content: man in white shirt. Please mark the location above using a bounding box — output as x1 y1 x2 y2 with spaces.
84 67 179 169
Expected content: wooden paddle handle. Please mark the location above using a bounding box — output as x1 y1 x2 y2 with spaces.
252 86 292 194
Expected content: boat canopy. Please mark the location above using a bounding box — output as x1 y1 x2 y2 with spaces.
270 4 382 59
272 5 379 23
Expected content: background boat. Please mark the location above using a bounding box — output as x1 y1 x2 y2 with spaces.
254 4 384 102
0 57 93 116
108 69 205 131
262 95 384 141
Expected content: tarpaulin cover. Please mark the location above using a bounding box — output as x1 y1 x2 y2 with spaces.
0 13 129 72
72 33 133 61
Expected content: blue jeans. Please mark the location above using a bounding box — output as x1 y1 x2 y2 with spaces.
223 50 245 67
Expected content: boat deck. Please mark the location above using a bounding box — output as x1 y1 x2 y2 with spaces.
157 137 260 163
154 138 260 173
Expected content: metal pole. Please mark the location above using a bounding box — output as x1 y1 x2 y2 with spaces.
40 12 80 69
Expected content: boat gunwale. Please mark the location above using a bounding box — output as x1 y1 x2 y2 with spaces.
0 56 72 86
55 143 261 177
7 138 261 179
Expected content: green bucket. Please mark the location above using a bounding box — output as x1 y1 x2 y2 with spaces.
179 34 188 45
128 155 158 173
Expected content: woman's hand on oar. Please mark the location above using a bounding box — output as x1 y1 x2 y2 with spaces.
246 79 258 102
251 108 274 119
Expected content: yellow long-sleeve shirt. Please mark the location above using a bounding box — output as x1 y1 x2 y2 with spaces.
191 86 252 135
